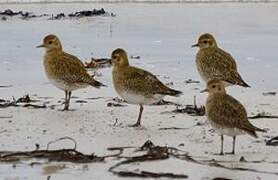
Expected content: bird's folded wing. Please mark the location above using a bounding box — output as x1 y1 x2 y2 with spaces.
225 70 249 86
56 53 93 84
202 48 238 79
209 95 248 129
124 67 171 95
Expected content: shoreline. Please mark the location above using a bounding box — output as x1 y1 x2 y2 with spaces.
1 0 278 5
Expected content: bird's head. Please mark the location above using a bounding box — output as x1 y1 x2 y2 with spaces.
37 34 62 52
111 48 129 68
192 33 217 49
201 79 226 94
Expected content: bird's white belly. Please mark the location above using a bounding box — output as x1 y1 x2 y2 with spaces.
198 69 233 87
200 74 232 87
119 91 164 105
208 119 245 137
48 78 88 91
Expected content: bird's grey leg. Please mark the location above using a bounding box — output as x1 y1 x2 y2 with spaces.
220 135 224 155
67 91 72 109
232 136 236 154
226 136 236 155
130 105 143 127
63 90 69 111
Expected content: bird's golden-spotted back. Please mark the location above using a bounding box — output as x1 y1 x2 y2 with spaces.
112 48 181 97
206 91 260 137
113 65 174 96
194 33 250 87
44 51 92 85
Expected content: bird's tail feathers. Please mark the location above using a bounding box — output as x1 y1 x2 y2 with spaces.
159 88 183 97
233 72 251 88
89 79 107 88
243 126 266 138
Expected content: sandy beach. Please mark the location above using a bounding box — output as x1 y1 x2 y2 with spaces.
0 2 278 180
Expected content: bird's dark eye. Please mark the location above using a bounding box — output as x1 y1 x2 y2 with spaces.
49 41 53 44
212 85 216 88
203 40 208 44
112 55 117 59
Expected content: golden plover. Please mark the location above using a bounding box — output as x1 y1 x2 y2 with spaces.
193 33 250 87
202 79 265 155
37 34 105 110
111 48 182 127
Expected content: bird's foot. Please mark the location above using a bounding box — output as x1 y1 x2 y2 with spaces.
59 108 75 112
213 152 224 156
61 105 69 111
225 151 235 155
128 122 141 127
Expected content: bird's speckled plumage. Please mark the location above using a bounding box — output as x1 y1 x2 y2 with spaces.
112 48 182 126
194 33 250 87
204 79 265 154
43 51 101 91
38 34 104 110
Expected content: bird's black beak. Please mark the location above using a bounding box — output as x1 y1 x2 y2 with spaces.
36 44 45 48
191 43 199 48
200 88 208 93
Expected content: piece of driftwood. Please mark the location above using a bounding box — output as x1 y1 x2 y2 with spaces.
153 99 181 106
111 97 126 103
0 115 13 119
173 105 205 116
262 92 276 96
75 100 88 104
51 13 66 20
16 94 32 103
0 85 13 88
185 79 200 84
0 137 126 164
158 127 190 131
0 9 48 19
130 55 140 59
107 102 126 107
68 9 106 17
0 139 277 177
249 113 278 119
266 136 278 146
0 137 104 163
84 58 112 69
50 9 113 20
171 96 205 116
0 149 104 163
106 97 127 107
0 95 44 109
114 171 188 178
108 140 278 178
108 140 189 178
0 8 113 21
0 99 18 108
